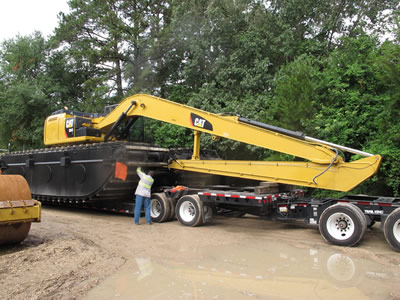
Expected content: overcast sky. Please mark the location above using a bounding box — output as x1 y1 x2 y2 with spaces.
0 0 69 42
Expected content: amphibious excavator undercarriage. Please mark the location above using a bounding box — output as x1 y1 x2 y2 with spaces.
0 142 173 212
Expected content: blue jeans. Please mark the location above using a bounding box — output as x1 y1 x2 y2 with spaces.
134 195 151 224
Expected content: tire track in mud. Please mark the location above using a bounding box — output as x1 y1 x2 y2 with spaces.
0 219 125 300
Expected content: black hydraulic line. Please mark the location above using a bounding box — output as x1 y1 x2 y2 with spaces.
139 116 145 142
238 117 305 140
104 101 136 142
312 148 339 185
117 117 139 140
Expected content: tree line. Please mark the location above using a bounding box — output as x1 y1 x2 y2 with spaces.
0 0 399 196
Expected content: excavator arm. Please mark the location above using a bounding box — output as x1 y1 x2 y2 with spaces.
96 95 338 164
44 94 382 192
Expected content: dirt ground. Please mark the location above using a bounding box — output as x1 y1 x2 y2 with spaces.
1 206 400 300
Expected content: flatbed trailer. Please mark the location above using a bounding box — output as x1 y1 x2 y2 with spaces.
148 186 400 252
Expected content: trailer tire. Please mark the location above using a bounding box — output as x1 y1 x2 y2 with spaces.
319 203 366 247
150 193 170 223
167 197 176 221
352 204 368 237
383 207 400 252
175 195 203 227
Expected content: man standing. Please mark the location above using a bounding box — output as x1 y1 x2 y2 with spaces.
134 167 154 225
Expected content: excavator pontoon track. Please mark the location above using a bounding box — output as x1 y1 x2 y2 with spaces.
0 142 174 206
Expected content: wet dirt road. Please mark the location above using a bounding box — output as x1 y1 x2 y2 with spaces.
1 207 400 300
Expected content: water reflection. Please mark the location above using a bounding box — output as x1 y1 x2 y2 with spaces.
85 243 398 300
326 253 356 282
135 257 153 280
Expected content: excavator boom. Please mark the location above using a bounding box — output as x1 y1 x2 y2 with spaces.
95 95 339 164
43 94 381 192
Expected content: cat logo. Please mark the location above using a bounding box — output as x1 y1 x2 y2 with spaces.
190 113 213 131
65 118 75 138
66 118 74 128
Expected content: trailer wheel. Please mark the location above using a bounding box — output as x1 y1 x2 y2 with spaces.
175 195 203 227
150 193 170 223
319 203 366 247
383 207 400 252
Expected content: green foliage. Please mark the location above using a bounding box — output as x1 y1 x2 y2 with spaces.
144 119 193 148
0 34 56 149
307 35 399 196
368 41 400 196
267 34 400 196
269 55 321 131
54 0 172 103
0 82 49 149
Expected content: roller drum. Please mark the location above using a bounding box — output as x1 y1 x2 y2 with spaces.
0 175 39 245
0 175 31 201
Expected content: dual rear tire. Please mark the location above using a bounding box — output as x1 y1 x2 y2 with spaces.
383 207 400 252
319 203 367 247
150 193 211 226
319 203 400 252
175 195 204 227
150 193 175 223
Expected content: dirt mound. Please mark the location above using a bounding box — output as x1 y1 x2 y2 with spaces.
0 224 124 300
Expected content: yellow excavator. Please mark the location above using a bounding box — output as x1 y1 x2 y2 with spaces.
43 93 381 192
0 174 41 245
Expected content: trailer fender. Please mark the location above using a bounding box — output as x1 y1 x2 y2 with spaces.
201 203 214 224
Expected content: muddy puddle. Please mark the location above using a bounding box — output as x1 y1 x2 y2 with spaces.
84 240 400 300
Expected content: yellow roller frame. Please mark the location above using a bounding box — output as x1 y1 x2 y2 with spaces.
0 200 41 223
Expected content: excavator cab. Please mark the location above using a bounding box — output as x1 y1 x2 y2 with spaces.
44 110 104 145
44 104 146 145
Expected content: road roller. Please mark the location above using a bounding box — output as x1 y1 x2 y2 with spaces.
0 174 41 245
